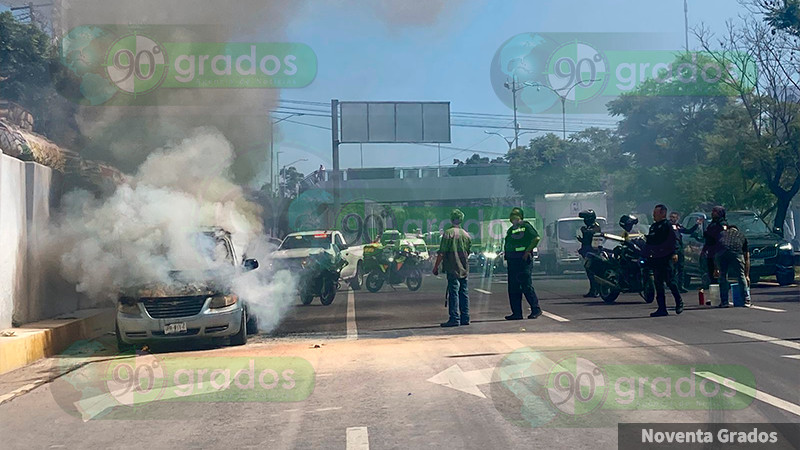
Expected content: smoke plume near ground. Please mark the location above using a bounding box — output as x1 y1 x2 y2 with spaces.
49 128 297 332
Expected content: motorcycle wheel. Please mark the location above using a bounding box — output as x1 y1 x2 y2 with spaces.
320 279 336 305
300 290 314 305
365 272 384 293
406 269 422 291
598 269 621 304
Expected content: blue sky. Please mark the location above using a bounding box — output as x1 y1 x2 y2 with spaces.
266 0 750 176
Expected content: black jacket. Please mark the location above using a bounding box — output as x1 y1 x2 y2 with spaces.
579 222 601 256
645 219 679 260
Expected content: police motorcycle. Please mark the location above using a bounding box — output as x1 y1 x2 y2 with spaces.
364 239 423 293
585 215 656 304
299 251 348 306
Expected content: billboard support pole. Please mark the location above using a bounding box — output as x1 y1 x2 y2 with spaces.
331 99 340 229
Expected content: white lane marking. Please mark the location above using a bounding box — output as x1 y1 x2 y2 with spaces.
750 305 786 313
724 329 800 351
346 289 357 340
474 289 492 295
346 427 369 450
314 406 342 412
494 280 508 284
694 371 800 417
781 355 800 360
541 311 569 322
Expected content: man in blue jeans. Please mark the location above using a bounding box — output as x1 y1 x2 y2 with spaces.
432 209 472 327
716 225 752 308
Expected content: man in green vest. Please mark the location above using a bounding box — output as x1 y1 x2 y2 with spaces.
504 207 542 320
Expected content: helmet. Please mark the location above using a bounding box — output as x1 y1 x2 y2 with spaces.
578 209 596 224
619 214 639 233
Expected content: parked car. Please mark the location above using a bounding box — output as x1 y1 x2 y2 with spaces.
115 227 260 350
681 211 796 286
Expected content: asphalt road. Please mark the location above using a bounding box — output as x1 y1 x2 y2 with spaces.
1 272 798 449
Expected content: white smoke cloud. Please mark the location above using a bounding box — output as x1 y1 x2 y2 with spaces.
49 128 297 332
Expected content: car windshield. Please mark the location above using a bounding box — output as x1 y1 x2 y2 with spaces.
728 213 772 236
280 234 331 250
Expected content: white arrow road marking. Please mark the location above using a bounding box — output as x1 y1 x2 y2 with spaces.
427 353 564 398
474 289 492 295
694 371 800 417
724 329 800 351
541 311 569 322
750 305 786 313
346 427 369 450
347 289 357 340
780 355 800 360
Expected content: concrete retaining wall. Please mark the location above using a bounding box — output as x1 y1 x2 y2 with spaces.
0 153 81 329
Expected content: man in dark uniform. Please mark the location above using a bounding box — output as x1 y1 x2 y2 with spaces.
699 206 727 289
645 204 684 317
503 207 542 320
669 211 699 293
578 209 602 298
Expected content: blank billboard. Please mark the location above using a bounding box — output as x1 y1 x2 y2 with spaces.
339 101 451 143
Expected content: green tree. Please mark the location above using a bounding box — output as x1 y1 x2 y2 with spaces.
0 12 81 146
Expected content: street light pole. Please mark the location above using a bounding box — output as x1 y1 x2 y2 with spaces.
525 78 599 140
485 130 537 151
504 76 521 148
270 113 304 195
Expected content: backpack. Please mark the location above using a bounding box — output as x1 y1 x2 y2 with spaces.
720 226 745 255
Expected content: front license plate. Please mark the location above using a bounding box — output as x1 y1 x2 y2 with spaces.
164 322 187 334
751 259 764 266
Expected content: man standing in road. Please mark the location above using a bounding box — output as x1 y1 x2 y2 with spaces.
670 211 699 293
645 204 684 317
717 224 752 308
504 207 543 320
699 206 727 289
578 209 602 298
432 209 472 327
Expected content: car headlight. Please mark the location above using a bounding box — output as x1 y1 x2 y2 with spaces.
208 294 238 309
778 243 793 252
117 297 140 315
388 257 395 262
484 252 497 260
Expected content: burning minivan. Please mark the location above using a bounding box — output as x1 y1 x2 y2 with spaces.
114 227 260 350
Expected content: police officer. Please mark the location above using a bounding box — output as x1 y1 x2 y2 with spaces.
578 209 602 298
645 204 684 317
669 211 698 293
503 207 542 320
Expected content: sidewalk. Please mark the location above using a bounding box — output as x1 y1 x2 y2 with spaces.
0 308 114 375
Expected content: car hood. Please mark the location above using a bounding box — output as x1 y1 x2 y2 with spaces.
272 248 327 259
123 270 229 299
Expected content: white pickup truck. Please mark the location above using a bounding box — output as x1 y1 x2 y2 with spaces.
271 230 366 289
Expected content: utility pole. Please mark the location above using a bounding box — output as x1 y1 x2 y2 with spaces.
331 99 340 230
504 76 520 149
684 0 690 53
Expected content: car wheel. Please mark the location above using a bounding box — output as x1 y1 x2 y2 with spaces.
776 270 795 286
115 322 135 353
349 262 363 291
230 310 248 346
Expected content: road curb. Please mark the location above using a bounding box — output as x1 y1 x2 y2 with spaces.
0 308 115 375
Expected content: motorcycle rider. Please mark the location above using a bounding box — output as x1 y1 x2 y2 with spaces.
578 209 602 298
503 207 542 320
432 209 472 327
669 211 698 293
645 204 684 317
